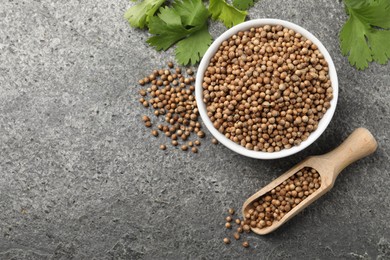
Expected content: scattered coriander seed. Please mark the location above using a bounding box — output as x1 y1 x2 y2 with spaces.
212 138 218 145
159 144 166 150
138 79 145 85
243 225 250 232
181 145 188 151
194 140 201 146
226 216 232 222
225 222 232 229
139 90 146 96
228 208 235 215
168 61 174 68
152 130 158 137
233 233 240 240
223 238 231 244
242 241 249 248
197 131 205 138
172 140 178 146
142 115 150 122
145 121 152 128
191 147 198 153
237 227 243 233
235 219 241 225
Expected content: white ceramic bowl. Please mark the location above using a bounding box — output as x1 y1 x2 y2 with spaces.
195 19 338 159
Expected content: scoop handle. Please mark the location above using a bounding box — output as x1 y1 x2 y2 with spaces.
320 128 377 175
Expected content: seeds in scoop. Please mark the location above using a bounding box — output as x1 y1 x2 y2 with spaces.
202 25 332 153
159 144 166 150
242 241 249 248
246 167 321 229
223 238 230 244
225 222 232 229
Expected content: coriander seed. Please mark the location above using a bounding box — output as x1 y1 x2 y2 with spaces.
242 241 249 248
159 144 166 150
223 238 231 244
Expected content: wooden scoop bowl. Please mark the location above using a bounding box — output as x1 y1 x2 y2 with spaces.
242 128 378 235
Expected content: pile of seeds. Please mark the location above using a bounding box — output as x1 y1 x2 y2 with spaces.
246 167 321 229
138 62 219 152
223 208 251 248
202 25 333 152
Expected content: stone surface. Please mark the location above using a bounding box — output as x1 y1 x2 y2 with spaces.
0 0 389 259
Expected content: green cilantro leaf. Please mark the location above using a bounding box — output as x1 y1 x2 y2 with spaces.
340 0 390 69
176 25 213 65
233 0 255 11
147 0 211 64
209 0 247 28
147 7 193 50
173 0 210 27
124 0 165 29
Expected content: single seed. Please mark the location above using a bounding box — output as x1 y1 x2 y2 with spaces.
226 216 232 222
242 241 249 248
233 233 240 240
191 147 198 153
142 115 150 122
145 121 152 127
168 61 174 68
223 238 231 244
225 222 232 229
159 144 166 150
152 130 158 137
228 208 235 215
181 145 188 151
212 138 218 145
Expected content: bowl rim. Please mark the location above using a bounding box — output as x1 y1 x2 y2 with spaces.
195 18 339 159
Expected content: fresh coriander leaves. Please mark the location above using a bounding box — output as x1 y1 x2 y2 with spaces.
209 0 247 28
124 0 165 29
176 25 213 65
147 0 212 65
233 0 255 11
124 0 251 65
340 0 390 69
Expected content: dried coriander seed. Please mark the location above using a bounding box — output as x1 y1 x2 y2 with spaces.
223 238 231 244
152 130 158 137
242 241 249 248
202 25 333 153
159 144 166 150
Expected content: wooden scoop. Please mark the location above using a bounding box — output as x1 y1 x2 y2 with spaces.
242 128 378 235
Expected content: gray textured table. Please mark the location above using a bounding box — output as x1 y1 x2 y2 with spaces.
1 0 389 259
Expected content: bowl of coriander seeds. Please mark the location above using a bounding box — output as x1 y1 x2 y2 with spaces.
195 19 338 159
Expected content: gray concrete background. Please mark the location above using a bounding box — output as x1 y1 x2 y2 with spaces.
0 0 389 259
